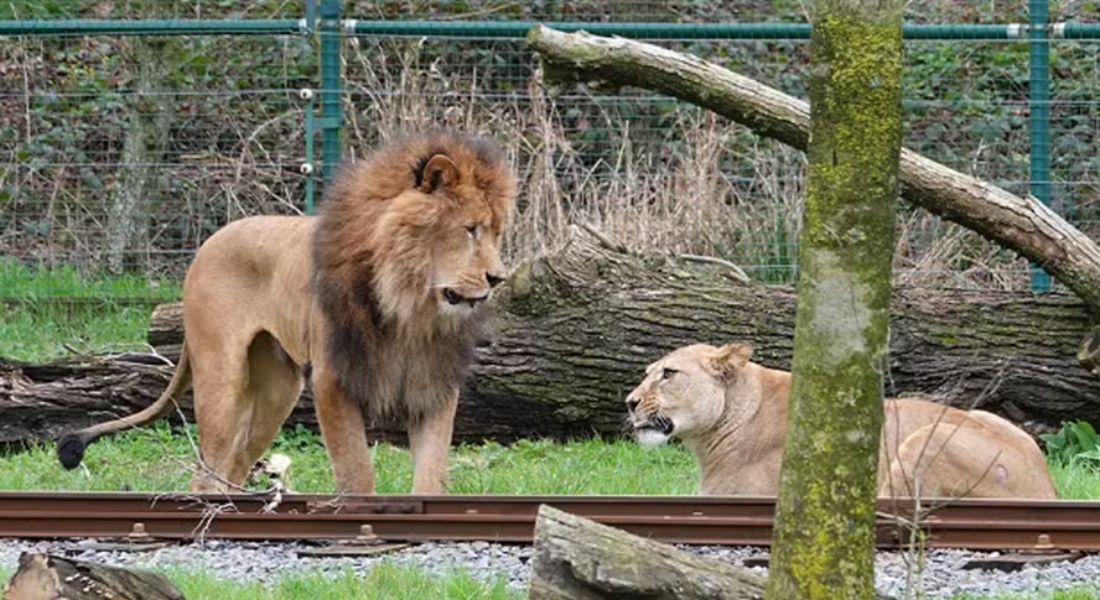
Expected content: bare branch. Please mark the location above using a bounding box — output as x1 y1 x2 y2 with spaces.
526 25 1100 315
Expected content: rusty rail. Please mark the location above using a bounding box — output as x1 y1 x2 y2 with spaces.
0 492 1097 551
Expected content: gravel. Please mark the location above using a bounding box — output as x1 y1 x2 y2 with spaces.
0 538 535 590
685 545 1100 599
2 537 1098 598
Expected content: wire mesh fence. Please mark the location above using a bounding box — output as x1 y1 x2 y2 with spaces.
0 1 1097 307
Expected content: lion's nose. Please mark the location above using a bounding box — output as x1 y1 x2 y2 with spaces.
626 397 640 413
486 273 505 288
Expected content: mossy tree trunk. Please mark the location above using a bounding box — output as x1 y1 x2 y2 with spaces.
765 2 905 599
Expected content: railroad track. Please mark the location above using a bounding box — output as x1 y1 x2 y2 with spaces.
0 492 1097 551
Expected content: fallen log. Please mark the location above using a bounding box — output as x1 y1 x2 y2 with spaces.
526 25 1100 317
1 232 1095 446
527 504 767 599
2 553 183 600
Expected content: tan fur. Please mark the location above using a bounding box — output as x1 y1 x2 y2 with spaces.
625 342 1057 499
58 132 516 495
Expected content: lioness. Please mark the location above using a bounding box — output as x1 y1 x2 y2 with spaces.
58 131 517 494
626 342 1056 499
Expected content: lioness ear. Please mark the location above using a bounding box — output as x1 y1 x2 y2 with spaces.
709 343 754 380
418 153 460 194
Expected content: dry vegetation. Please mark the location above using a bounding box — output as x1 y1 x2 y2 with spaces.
338 37 1034 289
1 29 1066 294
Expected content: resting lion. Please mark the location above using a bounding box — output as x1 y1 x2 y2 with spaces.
625 342 1057 499
57 131 517 494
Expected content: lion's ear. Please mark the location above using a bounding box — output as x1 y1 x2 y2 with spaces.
709 342 754 379
418 153 460 194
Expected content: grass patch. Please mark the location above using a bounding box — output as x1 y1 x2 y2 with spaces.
0 423 697 495
167 564 520 600
0 260 176 362
0 563 520 600
0 301 154 362
0 259 179 303
1046 459 1100 500
1 423 1095 499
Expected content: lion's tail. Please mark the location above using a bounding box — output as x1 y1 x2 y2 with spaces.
57 341 193 470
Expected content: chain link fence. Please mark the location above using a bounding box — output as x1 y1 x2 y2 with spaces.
1 1 1097 305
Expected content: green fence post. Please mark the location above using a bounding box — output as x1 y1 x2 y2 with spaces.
319 0 342 190
299 1 317 214
302 88 316 214
1029 0 1052 292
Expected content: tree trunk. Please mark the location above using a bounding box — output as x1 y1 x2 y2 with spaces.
766 1 905 598
2 553 183 600
527 504 768 599
1 234 1095 447
105 38 173 275
525 25 1100 317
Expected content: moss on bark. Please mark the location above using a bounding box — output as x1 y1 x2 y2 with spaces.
765 2 905 599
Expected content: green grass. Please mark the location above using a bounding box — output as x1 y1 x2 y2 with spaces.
0 259 179 303
1047 459 1100 500
0 259 176 362
0 563 521 600
0 301 155 362
1 421 1098 498
167 564 519 600
0 423 697 495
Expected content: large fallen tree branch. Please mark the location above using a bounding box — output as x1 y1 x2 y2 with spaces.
3 233 1094 447
528 505 767 599
526 25 1100 317
527 505 895 599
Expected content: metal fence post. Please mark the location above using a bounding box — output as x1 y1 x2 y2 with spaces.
1029 0 1052 292
319 0 342 190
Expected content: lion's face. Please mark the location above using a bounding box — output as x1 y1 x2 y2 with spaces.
426 189 507 318
360 145 516 324
625 343 753 447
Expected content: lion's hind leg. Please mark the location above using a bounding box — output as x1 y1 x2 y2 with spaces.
887 421 1014 500
189 331 303 493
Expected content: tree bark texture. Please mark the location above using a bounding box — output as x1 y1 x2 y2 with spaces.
105 38 173 275
525 25 1100 317
2 553 184 600
1 234 1095 447
766 3 904 598
527 504 767 599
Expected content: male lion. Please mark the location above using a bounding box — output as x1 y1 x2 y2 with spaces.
625 342 1057 499
57 131 517 494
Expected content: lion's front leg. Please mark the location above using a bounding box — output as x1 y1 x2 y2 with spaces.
408 388 459 494
313 367 375 494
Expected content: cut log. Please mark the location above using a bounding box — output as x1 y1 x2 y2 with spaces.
147 302 183 347
1 232 1095 446
2 552 183 600
525 25 1100 317
527 504 767 599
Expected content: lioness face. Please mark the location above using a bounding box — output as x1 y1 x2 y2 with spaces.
625 344 743 447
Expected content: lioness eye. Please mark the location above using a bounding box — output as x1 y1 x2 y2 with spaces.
661 368 677 380
466 224 478 239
